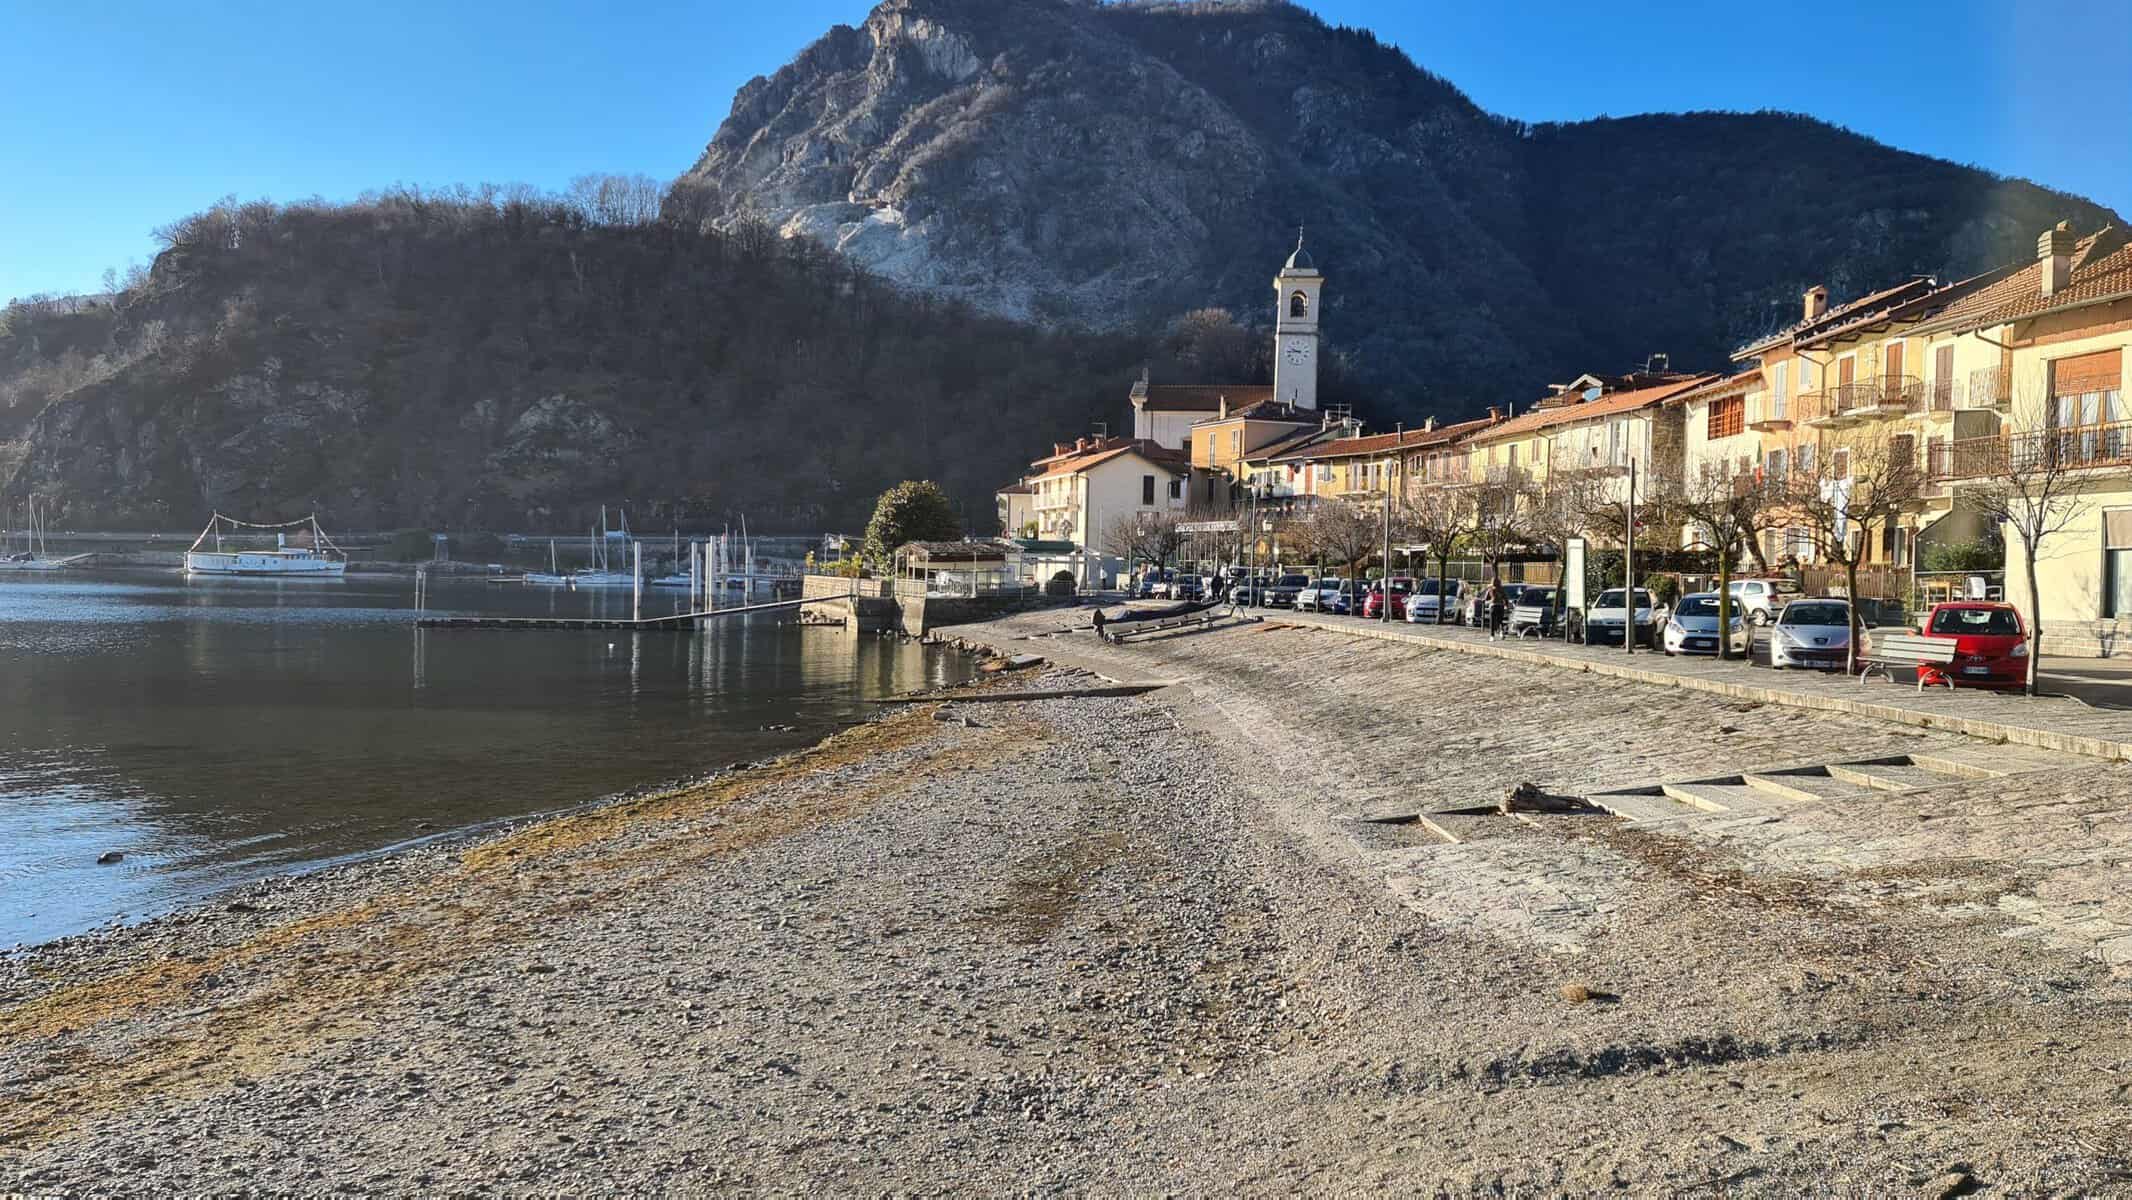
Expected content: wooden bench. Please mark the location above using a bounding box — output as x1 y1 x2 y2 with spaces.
1857 633 1959 691
1100 610 1222 644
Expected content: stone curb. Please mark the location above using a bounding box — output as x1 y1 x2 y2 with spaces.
1274 612 2132 763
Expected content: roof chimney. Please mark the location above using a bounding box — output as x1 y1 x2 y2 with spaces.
1423 416 1438 432
2040 220 2077 297
1487 406 1502 421
1218 395 1229 420
1075 436 1089 452
1803 286 1829 322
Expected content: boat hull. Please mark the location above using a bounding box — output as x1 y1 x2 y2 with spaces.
185 552 346 577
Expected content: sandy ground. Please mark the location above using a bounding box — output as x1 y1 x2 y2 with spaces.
6 612 2132 1194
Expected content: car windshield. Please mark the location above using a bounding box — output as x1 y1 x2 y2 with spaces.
1781 602 1849 626
1594 589 1652 608
1931 607 2021 636
1277 575 1308 587
1516 590 1559 607
1675 596 1719 617
1417 579 1459 595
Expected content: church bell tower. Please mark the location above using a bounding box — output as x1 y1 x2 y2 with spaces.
1272 230 1323 412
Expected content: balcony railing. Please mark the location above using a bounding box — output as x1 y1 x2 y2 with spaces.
1802 375 1926 425
1929 421 2132 480
1963 366 2009 412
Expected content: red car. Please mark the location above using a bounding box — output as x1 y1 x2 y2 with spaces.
1363 578 1414 620
1916 601 2028 686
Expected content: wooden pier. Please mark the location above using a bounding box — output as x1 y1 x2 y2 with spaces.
416 596 815 631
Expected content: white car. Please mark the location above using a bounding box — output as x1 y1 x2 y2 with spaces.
1585 587 1657 647
1294 577 1346 612
1661 592 1748 657
1768 597 1852 670
1403 577 1464 623
1728 578 1803 625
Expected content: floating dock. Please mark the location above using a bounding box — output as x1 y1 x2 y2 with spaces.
416 597 811 631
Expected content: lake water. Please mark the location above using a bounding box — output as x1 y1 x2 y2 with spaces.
0 570 972 947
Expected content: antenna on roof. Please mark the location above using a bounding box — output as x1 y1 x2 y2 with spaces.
1645 353 1671 373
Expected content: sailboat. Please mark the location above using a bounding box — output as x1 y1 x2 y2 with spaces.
648 527 694 589
184 512 346 576
569 505 635 588
0 496 81 572
523 538 572 587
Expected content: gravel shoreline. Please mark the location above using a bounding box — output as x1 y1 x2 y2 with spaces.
6 618 2132 1193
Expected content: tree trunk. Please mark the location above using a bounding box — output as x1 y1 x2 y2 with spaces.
1844 559 1863 676
2024 546 2043 697
1436 549 1451 626
1716 536 1734 662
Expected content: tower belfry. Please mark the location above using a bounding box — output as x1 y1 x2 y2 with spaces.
1273 228 1323 412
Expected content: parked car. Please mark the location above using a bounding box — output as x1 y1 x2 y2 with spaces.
1508 586 1563 637
1230 574 1275 605
1403 577 1464 623
1661 592 1749 657
1913 601 2028 686
1266 573 1312 608
1363 578 1415 620
1768 597 1852 670
1584 587 1657 646
1295 577 1346 612
1328 580 1367 615
1462 582 1528 627
1171 575 1205 601
1728 577 1802 625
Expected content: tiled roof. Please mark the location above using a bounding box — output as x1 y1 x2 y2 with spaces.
1134 384 1275 413
1034 437 1188 479
1193 398 1318 425
1266 414 1505 464
1913 227 2132 334
1474 376 1713 442
995 483 1034 495
1665 370 1763 406
1733 277 1946 359
1241 425 1336 463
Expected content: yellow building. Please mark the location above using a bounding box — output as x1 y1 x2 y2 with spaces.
1906 222 2132 654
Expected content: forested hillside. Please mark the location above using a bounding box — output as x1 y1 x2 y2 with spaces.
0 189 1146 531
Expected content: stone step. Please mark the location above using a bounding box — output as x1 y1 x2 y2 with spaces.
1908 746 2068 780
1740 770 1865 804
1659 780 1785 814
1824 760 1965 792
1585 789 1701 825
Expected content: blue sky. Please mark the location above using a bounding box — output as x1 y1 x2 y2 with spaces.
4 0 2128 302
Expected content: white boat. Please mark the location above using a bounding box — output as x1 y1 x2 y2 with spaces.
569 506 635 587
0 496 88 572
185 513 347 577
524 539 573 587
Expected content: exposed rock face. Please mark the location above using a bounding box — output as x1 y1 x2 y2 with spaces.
680 0 2119 411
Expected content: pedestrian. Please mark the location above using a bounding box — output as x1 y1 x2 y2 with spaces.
1091 607 1107 638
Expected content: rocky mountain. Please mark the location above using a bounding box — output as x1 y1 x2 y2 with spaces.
678 0 2120 411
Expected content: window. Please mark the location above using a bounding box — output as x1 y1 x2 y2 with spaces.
1708 395 1745 439
1766 448 1786 481
1231 429 1242 458
1290 290 1309 318
1890 433 1916 475
1832 447 1850 479
2106 510 2132 619
1142 474 1155 505
1933 344 1955 409
1167 477 1182 500
1772 360 1789 419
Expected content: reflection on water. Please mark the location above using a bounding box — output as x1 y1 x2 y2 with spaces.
0 570 971 946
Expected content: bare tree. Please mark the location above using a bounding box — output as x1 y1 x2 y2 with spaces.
1103 511 1184 577
1968 422 2097 695
1466 476 1536 595
1400 484 1476 623
1655 460 1773 660
1779 426 1922 674
1294 498 1380 591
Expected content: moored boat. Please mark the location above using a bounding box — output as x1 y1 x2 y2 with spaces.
185 513 347 577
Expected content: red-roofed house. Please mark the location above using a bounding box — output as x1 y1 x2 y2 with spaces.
1005 435 1191 588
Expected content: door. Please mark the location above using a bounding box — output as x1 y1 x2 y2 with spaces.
1882 343 1905 406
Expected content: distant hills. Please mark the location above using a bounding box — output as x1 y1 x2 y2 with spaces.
1 0 2118 531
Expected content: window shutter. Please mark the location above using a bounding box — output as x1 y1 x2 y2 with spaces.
2105 509 2132 550
2054 349 2122 393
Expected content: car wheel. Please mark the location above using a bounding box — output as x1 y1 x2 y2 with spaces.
1749 609 1769 626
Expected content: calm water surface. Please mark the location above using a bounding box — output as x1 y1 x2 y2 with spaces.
0 570 972 946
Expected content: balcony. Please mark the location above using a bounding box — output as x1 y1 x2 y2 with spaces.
1927 435 2005 482
1832 375 1924 421
1960 367 2010 412
1747 396 1792 432
1798 390 1856 430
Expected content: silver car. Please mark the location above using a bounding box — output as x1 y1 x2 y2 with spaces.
1403 577 1464 623
1769 598 1852 670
